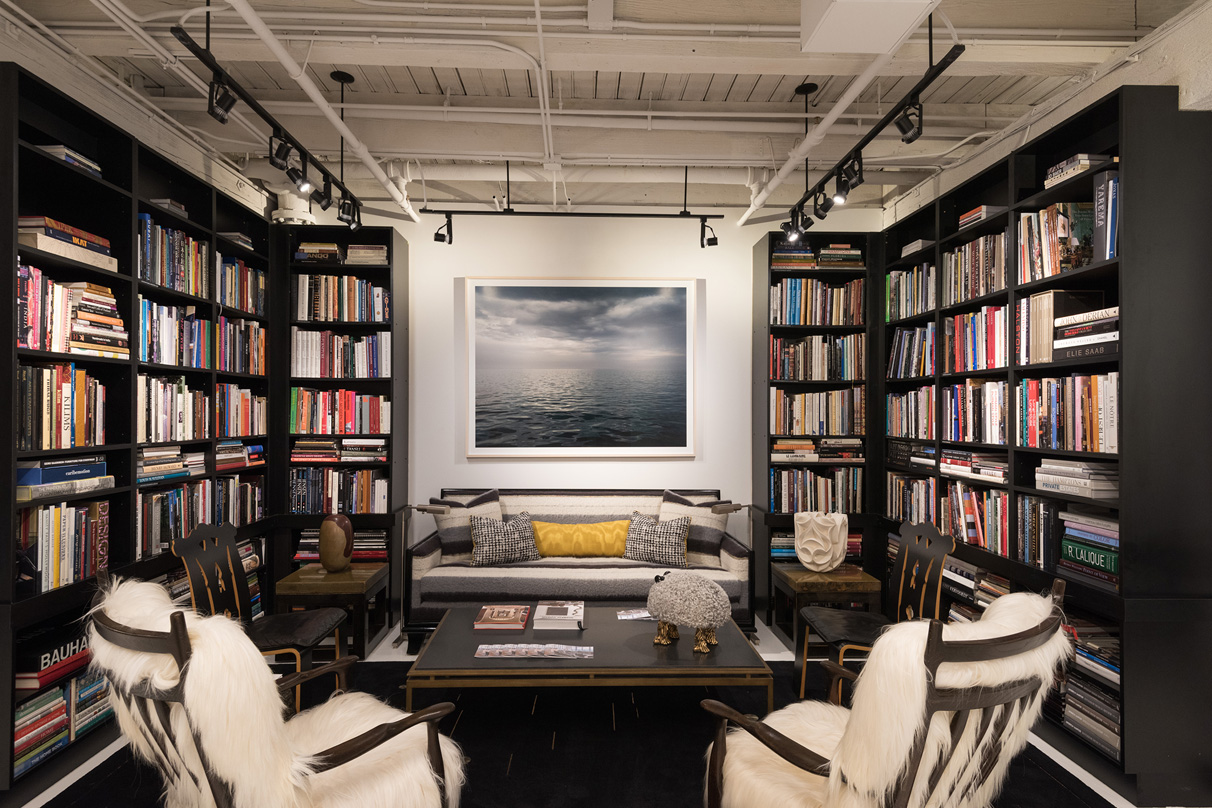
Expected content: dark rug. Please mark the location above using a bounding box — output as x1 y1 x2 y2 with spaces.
44 661 1114 808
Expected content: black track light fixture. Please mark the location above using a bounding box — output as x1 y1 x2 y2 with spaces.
842 152 864 190
781 219 801 243
833 176 849 206
348 200 362 232
894 99 923 144
700 217 718 248
813 189 834 220
286 162 313 194
207 74 237 124
337 195 356 225
795 206 813 233
269 133 292 170
311 177 333 211
434 213 453 244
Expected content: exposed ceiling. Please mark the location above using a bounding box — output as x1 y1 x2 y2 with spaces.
18 0 1198 219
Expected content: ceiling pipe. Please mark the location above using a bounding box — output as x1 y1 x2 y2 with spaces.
532 0 554 161
354 0 585 11
218 0 420 223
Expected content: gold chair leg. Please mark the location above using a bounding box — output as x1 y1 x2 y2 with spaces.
799 624 812 699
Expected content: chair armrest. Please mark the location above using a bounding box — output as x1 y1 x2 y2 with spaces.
819 659 858 683
276 655 359 695
700 699 829 774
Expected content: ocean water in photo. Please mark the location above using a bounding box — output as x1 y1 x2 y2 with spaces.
475 367 687 448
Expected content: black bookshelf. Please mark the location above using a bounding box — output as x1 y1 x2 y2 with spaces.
872 85 1212 806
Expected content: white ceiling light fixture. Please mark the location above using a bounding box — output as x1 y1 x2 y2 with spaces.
801 0 942 54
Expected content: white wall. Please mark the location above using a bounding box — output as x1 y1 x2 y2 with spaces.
370 206 880 546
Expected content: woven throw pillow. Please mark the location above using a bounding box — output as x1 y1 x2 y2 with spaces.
624 512 689 567
531 520 630 557
430 489 502 556
658 490 730 564
470 511 540 566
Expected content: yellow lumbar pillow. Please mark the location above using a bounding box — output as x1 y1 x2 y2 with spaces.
531 520 630 557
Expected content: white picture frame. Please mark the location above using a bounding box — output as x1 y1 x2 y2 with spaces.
466 278 696 457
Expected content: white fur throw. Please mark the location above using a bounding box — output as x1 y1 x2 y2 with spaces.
714 591 1071 808
89 578 465 808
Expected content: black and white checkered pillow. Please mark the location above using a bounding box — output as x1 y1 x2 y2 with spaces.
470 511 540 566
624 512 690 567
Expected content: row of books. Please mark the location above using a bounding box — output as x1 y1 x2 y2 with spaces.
886 472 937 525
138 215 210 298
1017 202 1094 284
15 454 114 503
18 266 127 357
886 322 935 380
768 276 864 326
289 467 389 514
294 527 388 563
942 480 1010 556
294 243 389 265
215 473 265 527
1055 509 1120 593
218 256 267 317
138 374 210 443
291 437 387 462
1035 457 1118 501
216 316 266 375
1017 290 1109 365
290 328 392 379
18 215 118 272
942 305 1008 374
769 333 865 382
770 437 863 464
768 466 862 515
886 386 935 440
15 499 110 593
769 386 865 437
136 478 211 559
942 379 1007 445
942 233 1006 307
1016 494 1060 569
957 204 1006 229
1046 613 1122 761
137 299 210 368
886 262 935 321
16 363 107 452
293 274 391 323
939 449 1007 484
216 383 267 438
137 445 205 484
215 440 264 471
1017 372 1118 454
289 387 392 435
12 667 113 780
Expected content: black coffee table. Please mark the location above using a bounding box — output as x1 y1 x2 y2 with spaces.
405 606 773 711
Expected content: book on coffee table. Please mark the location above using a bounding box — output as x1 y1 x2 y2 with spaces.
534 600 584 629
474 604 530 629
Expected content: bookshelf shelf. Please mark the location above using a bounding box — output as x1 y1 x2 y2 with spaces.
1013 159 1118 212
215 234 268 263
1013 355 1120 373
939 210 1010 246
16 443 132 459
885 244 935 269
215 369 267 380
15 245 129 282
940 367 1008 381
289 320 390 329
939 440 1007 450
138 361 212 375
771 267 866 277
1013 447 1119 460
136 280 213 308
1014 257 1119 294
885 374 935 384
17 348 128 366
1012 484 1119 509
17 140 132 196
768 324 866 333
220 307 268 323
885 310 936 327
290 262 390 271
939 288 1009 315
138 198 206 235
16 485 130 509
768 378 865 385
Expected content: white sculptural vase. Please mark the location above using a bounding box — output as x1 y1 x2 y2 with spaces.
793 511 848 572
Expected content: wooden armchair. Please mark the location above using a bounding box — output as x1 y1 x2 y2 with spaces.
799 521 955 700
703 582 1070 808
89 577 464 808
172 522 348 710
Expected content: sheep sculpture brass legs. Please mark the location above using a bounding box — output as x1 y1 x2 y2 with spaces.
647 570 731 655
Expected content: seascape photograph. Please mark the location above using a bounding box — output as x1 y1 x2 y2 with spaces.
467 280 695 456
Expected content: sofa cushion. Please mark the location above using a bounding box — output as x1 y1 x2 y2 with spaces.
532 520 629 558
624 512 689 567
430 489 502 556
659 489 731 565
470 512 540 566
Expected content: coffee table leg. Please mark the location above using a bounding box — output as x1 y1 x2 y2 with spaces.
767 680 774 714
405 683 413 711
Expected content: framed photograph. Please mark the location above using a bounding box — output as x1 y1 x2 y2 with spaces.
467 278 695 457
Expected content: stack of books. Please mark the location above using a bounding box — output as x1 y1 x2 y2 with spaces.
295 242 344 263
18 267 127 357
346 244 388 265
973 572 1009 609
149 198 187 217
1050 615 1121 761
939 449 1007 484
16 456 113 502
218 231 254 251
18 216 117 272
150 565 192 607
1055 508 1120 591
137 446 205 484
899 238 933 259
909 444 937 468
16 364 108 451
958 205 1006 229
770 531 795 561
1052 305 1119 362
291 437 387 462
474 605 530 630
65 669 112 743
534 600 585 630
12 685 70 779
1018 290 1105 365
294 527 388 563
816 244 864 268
237 538 265 619
941 556 981 611
1034 458 1119 500
769 248 815 270
215 440 262 471
138 375 210 443
1043 154 1110 188
291 438 339 462
37 144 101 176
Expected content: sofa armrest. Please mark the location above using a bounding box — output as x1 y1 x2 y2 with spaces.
410 531 444 577
719 533 750 578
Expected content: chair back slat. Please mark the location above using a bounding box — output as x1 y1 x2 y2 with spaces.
171 523 253 624
890 522 954 622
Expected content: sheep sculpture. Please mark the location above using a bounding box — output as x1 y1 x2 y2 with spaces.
646 570 731 654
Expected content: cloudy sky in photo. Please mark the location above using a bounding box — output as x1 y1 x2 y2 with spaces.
474 284 688 370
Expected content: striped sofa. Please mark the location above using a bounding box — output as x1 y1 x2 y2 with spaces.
403 489 753 646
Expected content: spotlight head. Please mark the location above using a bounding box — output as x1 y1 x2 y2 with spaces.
348 201 361 232
813 190 834 220
434 213 453 244
310 177 333 210
833 177 849 206
269 135 292 170
700 217 718 248
895 101 923 144
780 220 800 243
207 76 236 124
797 208 814 232
337 196 356 225
286 163 313 194
842 152 864 190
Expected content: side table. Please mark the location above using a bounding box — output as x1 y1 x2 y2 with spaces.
769 562 881 658
275 563 391 659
